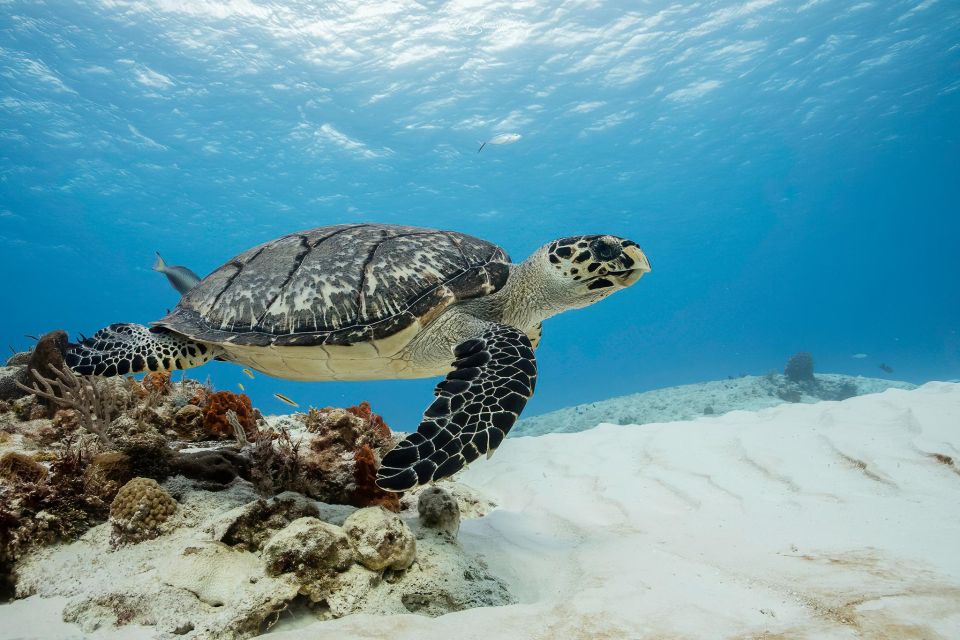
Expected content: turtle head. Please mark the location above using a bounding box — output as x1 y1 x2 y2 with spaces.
539 234 651 309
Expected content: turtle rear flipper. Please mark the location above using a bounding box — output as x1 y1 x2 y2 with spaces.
376 323 537 492
65 323 218 377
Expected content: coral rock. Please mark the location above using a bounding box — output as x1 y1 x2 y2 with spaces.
305 401 392 449
294 401 396 508
171 404 205 441
0 451 48 483
12 395 38 421
417 487 460 537
785 352 815 383
262 517 353 578
116 432 172 480
85 451 132 486
171 449 248 485
352 444 401 512
0 366 28 401
342 506 416 572
27 330 68 379
141 371 171 395
305 407 363 436
5 351 32 367
211 492 320 551
203 391 257 440
52 408 82 434
110 477 177 545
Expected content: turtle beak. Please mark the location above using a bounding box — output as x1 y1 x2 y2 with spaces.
613 244 650 287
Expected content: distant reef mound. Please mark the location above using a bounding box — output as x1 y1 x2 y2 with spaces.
514 353 916 437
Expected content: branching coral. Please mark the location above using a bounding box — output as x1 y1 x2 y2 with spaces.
16 363 116 447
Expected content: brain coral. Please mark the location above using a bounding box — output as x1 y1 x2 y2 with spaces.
109 477 177 545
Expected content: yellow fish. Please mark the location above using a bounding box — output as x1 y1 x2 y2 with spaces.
274 393 299 408
238 382 245 392
242 368 255 379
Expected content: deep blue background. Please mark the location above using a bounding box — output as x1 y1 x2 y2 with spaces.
2 0 958 428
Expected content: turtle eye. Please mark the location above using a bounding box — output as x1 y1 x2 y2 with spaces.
590 238 619 261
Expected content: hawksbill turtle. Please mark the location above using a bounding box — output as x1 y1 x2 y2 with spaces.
65 224 650 491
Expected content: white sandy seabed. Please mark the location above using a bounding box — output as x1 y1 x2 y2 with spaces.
3 381 960 640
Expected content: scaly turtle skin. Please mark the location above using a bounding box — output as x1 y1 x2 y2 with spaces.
65 223 650 491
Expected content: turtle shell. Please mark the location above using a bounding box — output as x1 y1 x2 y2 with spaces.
153 224 511 347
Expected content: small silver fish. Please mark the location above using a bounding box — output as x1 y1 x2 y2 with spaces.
478 132 522 152
238 382 245 392
154 252 202 296
274 392 299 408
242 368 255 379
852 353 868 359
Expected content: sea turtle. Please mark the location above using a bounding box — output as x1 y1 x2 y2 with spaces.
65 224 650 491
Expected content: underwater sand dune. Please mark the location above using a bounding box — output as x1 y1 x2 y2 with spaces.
2 382 958 639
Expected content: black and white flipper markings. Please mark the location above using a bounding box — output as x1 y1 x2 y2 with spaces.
376 324 537 492
65 323 217 376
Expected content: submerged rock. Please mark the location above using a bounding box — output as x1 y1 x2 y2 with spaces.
210 492 320 551
262 517 353 577
342 506 416 572
417 486 460 537
0 366 28 402
172 448 248 485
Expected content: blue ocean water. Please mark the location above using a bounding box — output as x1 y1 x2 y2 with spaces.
1 0 958 429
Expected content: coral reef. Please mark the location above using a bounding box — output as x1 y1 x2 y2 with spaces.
109 477 178 546
769 353 859 403
0 329 510 629
14 476 513 636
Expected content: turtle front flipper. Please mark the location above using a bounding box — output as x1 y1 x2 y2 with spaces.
376 324 537 492
65 323 219 377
